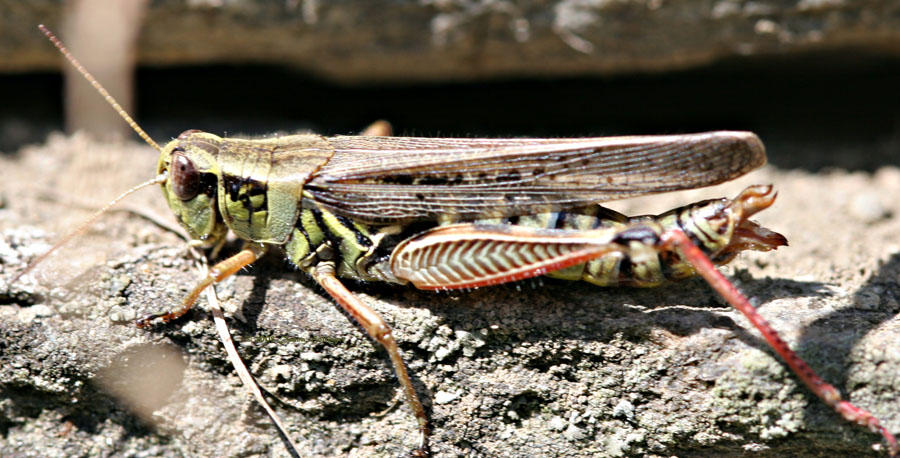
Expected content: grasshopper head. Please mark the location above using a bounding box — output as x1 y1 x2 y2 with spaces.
158 130 227 243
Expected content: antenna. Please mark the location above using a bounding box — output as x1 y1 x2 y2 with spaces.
38 24 162 153
11 173 167 285
12 26 170 284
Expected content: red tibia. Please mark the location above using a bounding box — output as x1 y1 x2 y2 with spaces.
663 228 897 456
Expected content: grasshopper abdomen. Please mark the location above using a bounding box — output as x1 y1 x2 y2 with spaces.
384 185 786 290
281 184 787 291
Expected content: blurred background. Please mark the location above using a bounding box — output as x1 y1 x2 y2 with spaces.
1 0 898 169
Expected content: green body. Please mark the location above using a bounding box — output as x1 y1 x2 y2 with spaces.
159 131 774 289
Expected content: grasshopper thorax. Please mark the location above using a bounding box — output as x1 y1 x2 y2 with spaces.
158 130 226 244
158 129 335 246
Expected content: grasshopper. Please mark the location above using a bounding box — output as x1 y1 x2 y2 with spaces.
17 25 897 456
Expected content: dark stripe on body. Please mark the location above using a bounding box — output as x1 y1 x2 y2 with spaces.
295 211 313 247
674 211 706 254
335 214 372 247
550 212 564 229
312 209 344 257
223 173 269 213
618 256 634 281
659 251 678 281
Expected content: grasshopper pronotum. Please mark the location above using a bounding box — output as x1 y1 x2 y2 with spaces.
17 25 896 456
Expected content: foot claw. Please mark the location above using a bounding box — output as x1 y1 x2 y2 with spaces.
135 312 165 328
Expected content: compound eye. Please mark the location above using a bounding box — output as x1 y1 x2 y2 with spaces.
171 152 201 200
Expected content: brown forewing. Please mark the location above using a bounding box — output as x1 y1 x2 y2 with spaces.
303 131 766 223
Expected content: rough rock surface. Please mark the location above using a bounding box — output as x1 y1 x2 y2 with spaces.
1 133 898 457
4 0 900 82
